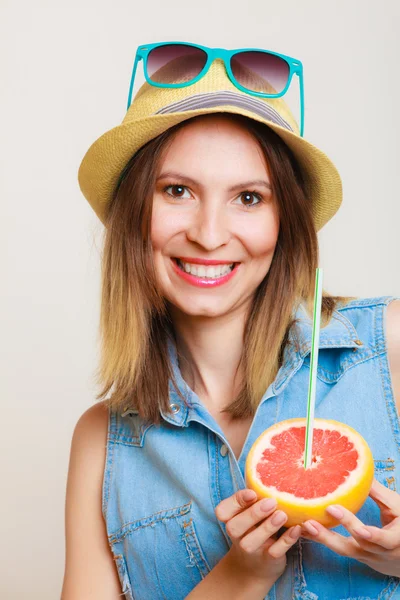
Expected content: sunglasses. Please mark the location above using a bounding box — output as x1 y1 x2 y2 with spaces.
126 41 305 136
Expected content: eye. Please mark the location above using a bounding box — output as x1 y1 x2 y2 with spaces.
234 191 263 208
163 184 191 199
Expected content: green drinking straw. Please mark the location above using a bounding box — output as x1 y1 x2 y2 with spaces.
304 267 324 470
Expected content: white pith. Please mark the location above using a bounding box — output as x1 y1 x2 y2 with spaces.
177 259 234 278
248 419 369 505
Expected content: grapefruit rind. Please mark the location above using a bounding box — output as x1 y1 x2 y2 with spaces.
245 418 374 528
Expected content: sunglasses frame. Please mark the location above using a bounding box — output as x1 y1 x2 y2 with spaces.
127 41 305 136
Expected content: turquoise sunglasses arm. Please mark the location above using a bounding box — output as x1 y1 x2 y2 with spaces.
298 64 305 137
127 51 142 111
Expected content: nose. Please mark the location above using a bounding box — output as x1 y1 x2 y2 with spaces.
185 199 230 251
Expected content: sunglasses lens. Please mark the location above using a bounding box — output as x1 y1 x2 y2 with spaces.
147 44 207 84
230 51 290 95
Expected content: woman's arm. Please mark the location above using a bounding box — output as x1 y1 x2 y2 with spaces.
61 402 123 600
387 299 400 412
185 551 274 599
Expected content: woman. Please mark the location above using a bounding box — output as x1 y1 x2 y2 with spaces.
62 44 400 599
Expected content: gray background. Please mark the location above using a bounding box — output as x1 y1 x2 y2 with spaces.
2 0 399 597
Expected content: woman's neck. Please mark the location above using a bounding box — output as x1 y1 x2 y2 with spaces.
170 307 247 415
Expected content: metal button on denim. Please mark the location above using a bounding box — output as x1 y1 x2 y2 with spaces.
170 403 180 414
220 444 229 457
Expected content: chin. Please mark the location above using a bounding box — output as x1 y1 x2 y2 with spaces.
171 300 232 319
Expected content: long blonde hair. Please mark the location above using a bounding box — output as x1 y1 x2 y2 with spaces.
94 113 351 423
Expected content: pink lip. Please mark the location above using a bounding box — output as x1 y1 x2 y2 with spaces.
171 258 239 288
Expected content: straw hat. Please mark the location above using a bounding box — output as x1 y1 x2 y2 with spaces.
78 58 342 229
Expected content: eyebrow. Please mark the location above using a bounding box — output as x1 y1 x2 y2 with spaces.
156 171 272 192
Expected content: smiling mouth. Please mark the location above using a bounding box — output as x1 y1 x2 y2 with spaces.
172 258 238 279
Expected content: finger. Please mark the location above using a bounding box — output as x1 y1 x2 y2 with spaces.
215 489 258 522
369 479 400 516
358 521 400 551
324 504 400 553
266 526 302 559
225 498 278 540
301 519 362 558
239 510 289 553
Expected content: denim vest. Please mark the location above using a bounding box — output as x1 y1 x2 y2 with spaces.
103 296 400 600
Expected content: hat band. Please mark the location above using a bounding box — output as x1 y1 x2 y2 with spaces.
154 91 294 132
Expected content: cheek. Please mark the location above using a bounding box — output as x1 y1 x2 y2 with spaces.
150 219 166 252
240 211 280 257
150 201 180 251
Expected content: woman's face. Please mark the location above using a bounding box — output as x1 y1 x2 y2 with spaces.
151 115 280 320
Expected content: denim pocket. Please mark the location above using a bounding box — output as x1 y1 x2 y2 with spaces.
109 500 211 600
293 458 400 599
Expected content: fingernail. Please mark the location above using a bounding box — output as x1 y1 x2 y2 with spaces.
260 498 277 512
354 526 372 539
243 490 257 502
302 521 319 535
326 505 344 519
290 525 301 539
272 511 287 525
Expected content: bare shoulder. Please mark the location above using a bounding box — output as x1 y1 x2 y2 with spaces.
72 399 110 447
386 300 400 413
61 401 122 599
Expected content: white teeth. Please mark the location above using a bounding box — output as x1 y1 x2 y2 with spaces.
177 260 234 279
207 267 216 278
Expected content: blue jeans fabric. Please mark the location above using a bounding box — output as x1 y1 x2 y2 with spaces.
102 296 400 599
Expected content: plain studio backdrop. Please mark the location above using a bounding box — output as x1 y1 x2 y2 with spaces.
2 0 399 597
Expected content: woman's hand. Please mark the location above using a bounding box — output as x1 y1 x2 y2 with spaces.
301 478 400 577
215 489 302 585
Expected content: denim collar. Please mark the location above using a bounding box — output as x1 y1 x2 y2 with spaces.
288 303 361 355
273 303 363 393
161 305 363 426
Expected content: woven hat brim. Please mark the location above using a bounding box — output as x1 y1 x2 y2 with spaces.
78 105 342 230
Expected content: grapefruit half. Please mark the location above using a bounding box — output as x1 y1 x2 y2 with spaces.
245 418 374 528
